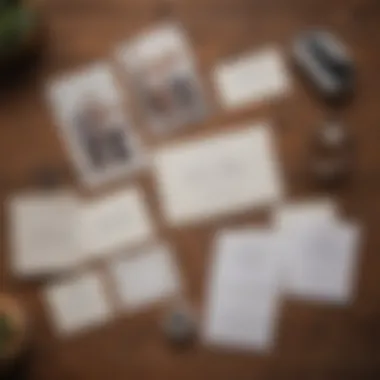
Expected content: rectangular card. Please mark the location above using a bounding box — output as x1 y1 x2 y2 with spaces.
47 63 145 187
117 24 207 135
203 229 282 352
44 271 112 336
80 187 155 260
275 200 339 293
110 244 182 312
275 200 338 229
8 191 80 277
214 47 291 109
279 216 361 304
153 123 284 226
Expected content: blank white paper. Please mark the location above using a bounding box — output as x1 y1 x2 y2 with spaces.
153 124 284 226
8 191 80 277
214 47 291 109
80 188 155 260
110 244 182 312
203 229 282 352
44 271 112 336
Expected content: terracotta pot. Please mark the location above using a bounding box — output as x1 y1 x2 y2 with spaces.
0 294 28 374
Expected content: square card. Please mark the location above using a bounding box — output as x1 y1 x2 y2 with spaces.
80 187 155 260
47 63 145 187
110 244 182 312
117 24 208 135
44 270 112 336
280 221 361 304
8 191 80 277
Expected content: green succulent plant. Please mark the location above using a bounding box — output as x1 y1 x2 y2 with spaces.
0 313 14 356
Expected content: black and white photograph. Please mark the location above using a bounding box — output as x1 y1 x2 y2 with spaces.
117 24 208 135
47 63 145 187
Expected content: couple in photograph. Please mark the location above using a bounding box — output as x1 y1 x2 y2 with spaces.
74 98 130 170
134 51 205 131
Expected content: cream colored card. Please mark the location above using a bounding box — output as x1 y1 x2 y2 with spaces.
153 124 284 226
110 244 182 312
8 191 80 277
214 47 291 109
80 188 155 260
44 271 112 336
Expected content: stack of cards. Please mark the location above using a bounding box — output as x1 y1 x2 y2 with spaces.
33 20 362 349
46 22 292 191
203 200 362 353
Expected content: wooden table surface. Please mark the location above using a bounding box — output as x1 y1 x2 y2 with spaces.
1 0 380 379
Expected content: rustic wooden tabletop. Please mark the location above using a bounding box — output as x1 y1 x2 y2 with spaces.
1 0 380 379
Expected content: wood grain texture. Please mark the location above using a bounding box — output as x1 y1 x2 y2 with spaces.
1 0 380 379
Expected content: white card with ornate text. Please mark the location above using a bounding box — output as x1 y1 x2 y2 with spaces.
153 124 284 226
